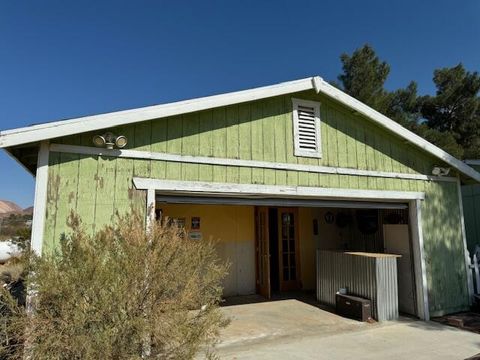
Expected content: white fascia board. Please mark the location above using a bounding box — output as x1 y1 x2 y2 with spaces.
0 77 316 148
465 159 480 166
133 178 425 201
312 76 480 183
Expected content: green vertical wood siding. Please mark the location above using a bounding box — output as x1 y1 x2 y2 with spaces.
45 89 469 315
462 164 480 255
463 184 480 253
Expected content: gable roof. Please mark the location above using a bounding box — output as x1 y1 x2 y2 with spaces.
1 76 480 182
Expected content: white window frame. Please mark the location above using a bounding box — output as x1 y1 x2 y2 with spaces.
292 98 322 158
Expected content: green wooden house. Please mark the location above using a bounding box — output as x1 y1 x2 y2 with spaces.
1 76 479 320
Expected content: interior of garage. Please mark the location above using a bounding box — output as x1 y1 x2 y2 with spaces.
156 198 418 319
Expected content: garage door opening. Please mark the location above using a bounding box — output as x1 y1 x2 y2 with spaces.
155 193 428 318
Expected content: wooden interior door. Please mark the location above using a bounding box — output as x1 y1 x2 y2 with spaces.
383 224 416 316
255 207 271 299
278 208 300 291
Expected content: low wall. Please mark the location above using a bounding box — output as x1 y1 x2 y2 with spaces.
316 250 399 321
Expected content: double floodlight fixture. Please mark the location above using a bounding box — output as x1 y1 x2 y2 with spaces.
431 166 451 177
92 132 128 149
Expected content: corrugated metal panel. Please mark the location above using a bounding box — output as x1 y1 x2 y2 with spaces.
317 250 399 321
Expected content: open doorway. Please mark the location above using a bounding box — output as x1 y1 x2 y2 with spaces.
256 207 301 299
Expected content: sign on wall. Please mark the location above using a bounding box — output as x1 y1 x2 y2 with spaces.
191 217 201 230
188 231 203 241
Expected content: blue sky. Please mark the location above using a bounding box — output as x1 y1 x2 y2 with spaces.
0 0 479 207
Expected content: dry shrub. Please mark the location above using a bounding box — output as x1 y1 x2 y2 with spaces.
0 258 25 286
0 211 229 359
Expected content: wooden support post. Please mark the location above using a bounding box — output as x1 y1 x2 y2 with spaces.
409 199 430 321
30 141 49 255
146 188 155 233
474 254 480 295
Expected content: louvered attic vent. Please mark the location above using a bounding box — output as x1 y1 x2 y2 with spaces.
292 98 322 158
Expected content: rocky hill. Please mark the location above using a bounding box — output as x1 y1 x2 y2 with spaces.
0 200 23 215
0 201 33 218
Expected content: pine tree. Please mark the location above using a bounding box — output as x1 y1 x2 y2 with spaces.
419 64 480 158
335 45 479 159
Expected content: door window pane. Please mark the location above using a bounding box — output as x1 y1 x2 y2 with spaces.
280 210 297 285
290 267 296 280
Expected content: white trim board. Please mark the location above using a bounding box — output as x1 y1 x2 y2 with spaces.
2 76 480 182
133 178 425 201
146 188 155 233
30 141 49 255
409 199 430 321
465 159 480 166
50 143 457 183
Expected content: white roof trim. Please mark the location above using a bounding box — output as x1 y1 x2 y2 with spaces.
0 77 315 148
1 75 480 182
465 159 480 166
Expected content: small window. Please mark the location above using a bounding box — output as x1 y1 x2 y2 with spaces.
292 98 322 158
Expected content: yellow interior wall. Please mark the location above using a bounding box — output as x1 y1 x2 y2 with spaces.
299 208 353 290
298 208 315 290
159 203 256 296
159 204 352 294
311 208 353 250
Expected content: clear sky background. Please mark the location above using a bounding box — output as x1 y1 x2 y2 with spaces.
0 0 479 207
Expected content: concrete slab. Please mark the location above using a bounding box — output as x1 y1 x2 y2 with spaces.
216 298 480 359
218 298 370 348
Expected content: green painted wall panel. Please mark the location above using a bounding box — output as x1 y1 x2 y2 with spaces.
76 154 99 236
94 156 117 232
43 151 60 253
51 152 80 252
133 121 152 179
462 184 480 253
422 181 470 316
226 106 240 183
263 99 277 185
